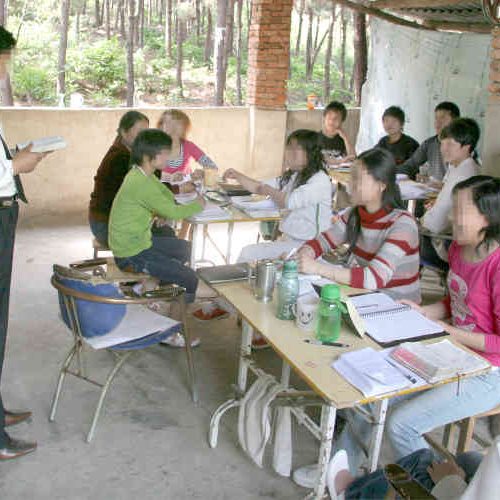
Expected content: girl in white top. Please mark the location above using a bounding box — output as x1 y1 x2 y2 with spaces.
224 129 333 263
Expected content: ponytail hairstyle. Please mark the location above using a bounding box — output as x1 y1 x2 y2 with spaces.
346 147 403 250
452 175 500 250
279 129 326 191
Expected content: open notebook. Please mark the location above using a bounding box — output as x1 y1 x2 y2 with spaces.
345 292 445 346
332 347 412 398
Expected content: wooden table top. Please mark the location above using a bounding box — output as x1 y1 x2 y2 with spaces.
213 280 489 409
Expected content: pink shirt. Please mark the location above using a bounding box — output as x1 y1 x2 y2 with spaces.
161 140 211 175
445 241 500 366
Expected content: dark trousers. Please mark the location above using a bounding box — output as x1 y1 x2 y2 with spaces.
89 216 176 247
0 203 19 447
345 448 482 499
114 235 197 303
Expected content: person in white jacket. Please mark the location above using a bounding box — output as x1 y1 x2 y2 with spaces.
420 118 480 270
224 129 333 263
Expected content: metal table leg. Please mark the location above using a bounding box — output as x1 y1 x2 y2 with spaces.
306 404 337 500
368 398 389 472
226 221 235 264
190 223 199 268
202 224 208 262
208 320 253 448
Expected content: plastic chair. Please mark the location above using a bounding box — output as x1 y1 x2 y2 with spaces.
49 259 198 442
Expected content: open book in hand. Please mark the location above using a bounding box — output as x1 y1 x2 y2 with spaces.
341 292 445 346
17 136 67 153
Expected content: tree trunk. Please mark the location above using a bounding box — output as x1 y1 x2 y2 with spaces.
0 0 6 26
340 6 347 90
353 11 367 106
126 0 136 106
105 0 111 38
95 0 101 26
57 0 71 105
176 14 184 96
313 13 320 52
120 0 126 39
225 0 234 60
246 0 251 42
214 0 228 105
76 8 81 44
165 0 172 58
159 0 164 24
138 0 145 48
305 7 313 80
235 0 242 105
295 0 304 56
0 0 14 107
204 6 213 64
323 5 336 104
195 0 201 42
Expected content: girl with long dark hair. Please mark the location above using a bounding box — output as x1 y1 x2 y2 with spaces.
224 129 333 262
297 147 421 302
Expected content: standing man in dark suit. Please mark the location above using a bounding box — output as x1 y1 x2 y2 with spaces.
0 26 48 460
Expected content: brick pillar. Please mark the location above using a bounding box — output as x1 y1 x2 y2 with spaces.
246 0 293 109
483 27 500 176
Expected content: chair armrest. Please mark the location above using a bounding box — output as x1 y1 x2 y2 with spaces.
52 276 184 305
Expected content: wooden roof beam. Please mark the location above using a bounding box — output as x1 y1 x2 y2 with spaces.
332 0 434 30
371 0 475 9
422 19 493 32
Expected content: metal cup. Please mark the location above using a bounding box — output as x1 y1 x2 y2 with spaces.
253 260 276 303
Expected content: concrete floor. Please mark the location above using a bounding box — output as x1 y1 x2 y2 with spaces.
0 215 490 499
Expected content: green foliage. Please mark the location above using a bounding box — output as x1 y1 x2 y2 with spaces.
14 66 56 104
5 1 356 108
67 37 126 94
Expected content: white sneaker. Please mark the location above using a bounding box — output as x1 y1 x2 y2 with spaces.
161 332 201 348
326 450 349 500
292 464 319 489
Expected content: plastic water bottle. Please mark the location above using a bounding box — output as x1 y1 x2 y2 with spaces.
276 260 299 320
316 284 342 342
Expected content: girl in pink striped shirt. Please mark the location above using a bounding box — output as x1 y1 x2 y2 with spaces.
157 109 218 182
298 147 421 302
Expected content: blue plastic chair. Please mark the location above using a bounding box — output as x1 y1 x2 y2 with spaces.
49 260 197 442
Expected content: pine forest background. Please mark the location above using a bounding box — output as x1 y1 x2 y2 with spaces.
0 0 368 108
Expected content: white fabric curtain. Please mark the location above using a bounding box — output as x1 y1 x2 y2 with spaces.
356 18 491 155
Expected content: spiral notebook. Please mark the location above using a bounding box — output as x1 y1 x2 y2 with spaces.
348 292 446 346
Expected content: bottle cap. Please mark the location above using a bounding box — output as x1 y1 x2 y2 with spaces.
283 260 297 273
321 284 340 302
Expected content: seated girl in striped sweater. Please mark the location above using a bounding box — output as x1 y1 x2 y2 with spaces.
297 147 421 303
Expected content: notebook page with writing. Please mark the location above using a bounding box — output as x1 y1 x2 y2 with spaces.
349 292 444 346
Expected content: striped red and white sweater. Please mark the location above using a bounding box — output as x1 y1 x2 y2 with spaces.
304 206 421 302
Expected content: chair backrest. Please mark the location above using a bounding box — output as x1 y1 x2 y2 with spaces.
53 265 126 339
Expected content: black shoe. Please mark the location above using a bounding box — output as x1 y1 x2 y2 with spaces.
5 410 32 427
0 435 37 460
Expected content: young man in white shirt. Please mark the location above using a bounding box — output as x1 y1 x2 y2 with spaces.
420 118 481 269
0 26 48 461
